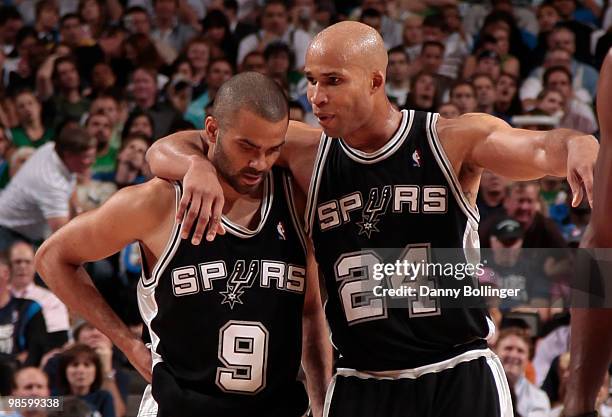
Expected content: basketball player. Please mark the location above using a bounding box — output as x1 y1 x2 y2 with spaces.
35 73 331 417
146 23 599 417
563 52 612 417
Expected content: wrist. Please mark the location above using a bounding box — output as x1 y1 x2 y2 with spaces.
104 369 116 381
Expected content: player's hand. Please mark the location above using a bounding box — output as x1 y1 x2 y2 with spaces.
125 338 152 383
567 135 598 208
177 158 226 245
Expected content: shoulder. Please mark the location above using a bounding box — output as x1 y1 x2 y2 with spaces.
287 121 322 148
436 113 510 137
111 178 176 213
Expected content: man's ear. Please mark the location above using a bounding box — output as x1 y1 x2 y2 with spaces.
204 116 219 144
371 71 384 92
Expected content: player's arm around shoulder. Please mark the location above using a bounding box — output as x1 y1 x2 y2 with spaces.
437 112 598 205
285 121 323 194
36 178 175 273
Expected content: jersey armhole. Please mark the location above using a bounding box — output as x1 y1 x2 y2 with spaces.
425 112 480 226
139 180 183 290
282 172 308 255
304 133 332 236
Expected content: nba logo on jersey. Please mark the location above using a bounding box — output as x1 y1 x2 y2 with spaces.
277 221 287 240
412 149 422 167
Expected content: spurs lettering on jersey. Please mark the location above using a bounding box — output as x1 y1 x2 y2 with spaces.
171 259 306 307
317 185 449 235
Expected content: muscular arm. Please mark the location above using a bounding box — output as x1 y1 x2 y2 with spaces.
145 121 322 243
439 113 598 206
35 180 175 381
564 51 612 417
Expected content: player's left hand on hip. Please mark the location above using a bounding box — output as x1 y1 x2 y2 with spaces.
567 135 598 208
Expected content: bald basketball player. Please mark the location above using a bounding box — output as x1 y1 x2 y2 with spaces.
563 52 612 417
35 73 331 417
146 22 598 417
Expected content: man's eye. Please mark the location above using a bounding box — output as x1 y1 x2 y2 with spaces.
329 77 340 85
307 78 316 85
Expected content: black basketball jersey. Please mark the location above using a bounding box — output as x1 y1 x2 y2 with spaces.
306 110 492 371
138 168 309 417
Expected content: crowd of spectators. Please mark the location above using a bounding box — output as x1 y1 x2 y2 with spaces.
0 0 610 416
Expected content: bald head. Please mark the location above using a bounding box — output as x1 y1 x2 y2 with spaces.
308 21 388 73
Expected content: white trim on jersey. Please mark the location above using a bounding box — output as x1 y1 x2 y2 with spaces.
136 384 158 417
305 133 332 236
221 170 274 238
322 374 338 417
140 181 183 290
486 354 515 417
337 109 414 164
335 348 495 380
282 172 308 255
425 112 480 225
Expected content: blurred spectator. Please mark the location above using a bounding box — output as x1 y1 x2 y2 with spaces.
150 0 196 56
0 253 48 367
5 27 47 93
290 0 322 38
85 112 115 176
13 366 50 397
472 73 497 114
350 0 402 48
165 76 192 116
264 41 306 101
495 72 523 122
89 94 124 148
532 322 570 386
450 81 477 114
536 88 565 119
45 56 91 129
123 6 177 65
422 13 471 80
0 126 11 188
480 181 567 250
34 0 59 46
93 133 150 188
8 146 36 178
55 344 116 417
386 47 411 108
123 33 167 73
474 50 502 81
220 0 257 44
128 67 182 139
240 51 266 74
0 126 96 251
0 7 24 56
495 327 551 417
400 15 424 63
542 65 597 133
8 90 54 149
202 9 238 65
9 241 69 348
418 41 453 100
478 170 509 221
237 0 312 70
551 0 594 65
437 102 460 118
532 4 561 69
180 36 211 97
121 110 154 141
78 0 122 41
184 58 233 129
405 72 438 112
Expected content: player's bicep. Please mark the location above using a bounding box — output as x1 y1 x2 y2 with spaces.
281 122 322 184
468 122 548 180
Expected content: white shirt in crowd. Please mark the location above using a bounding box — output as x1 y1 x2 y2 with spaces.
0 142 75 241
11 283 70 333
237 27 312 69
514 375 552 417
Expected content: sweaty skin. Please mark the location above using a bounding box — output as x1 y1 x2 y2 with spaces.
146 22 598 247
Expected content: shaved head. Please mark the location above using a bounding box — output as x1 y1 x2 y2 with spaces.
309 21 387 73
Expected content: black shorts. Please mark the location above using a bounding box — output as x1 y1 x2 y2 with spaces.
323 349 512 417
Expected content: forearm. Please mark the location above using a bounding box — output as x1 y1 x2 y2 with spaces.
36 252 137 354
146 130 208 180
302 309 332 417
543 129 593 177
564 308 612 415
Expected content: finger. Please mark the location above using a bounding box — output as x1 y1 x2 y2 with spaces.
567 171 580 207
192 201 211 245
176 189 191 223
581 166 594 208
181 197 201 240
206 196 225 241
217 223 226 235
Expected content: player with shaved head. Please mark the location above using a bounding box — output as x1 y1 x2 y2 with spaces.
147 22 598 417
35 72 331 417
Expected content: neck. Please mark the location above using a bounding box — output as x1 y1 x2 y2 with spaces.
343 101 402 153
64 89 81 103
97 141 110 156
24 119 43 130
71 385 89 396
136 96 155 109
